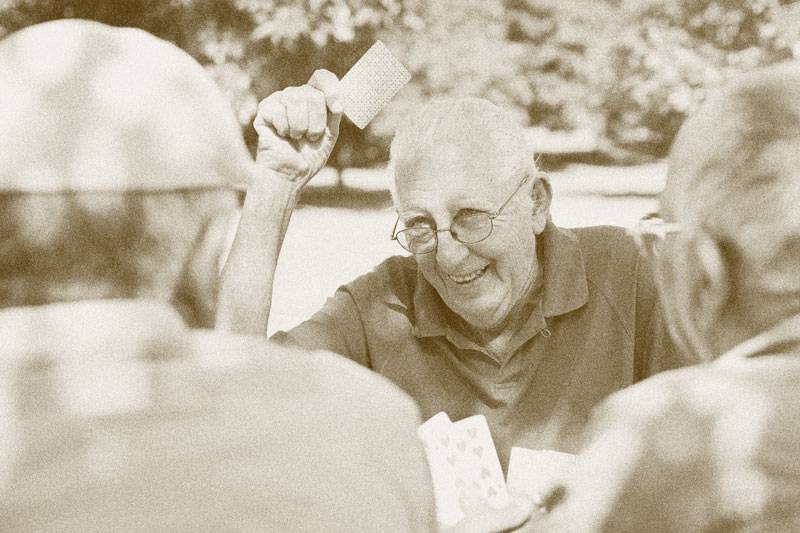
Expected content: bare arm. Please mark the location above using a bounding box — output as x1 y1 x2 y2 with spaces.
216 70 342 335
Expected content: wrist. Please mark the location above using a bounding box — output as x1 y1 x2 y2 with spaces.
249 166 302 205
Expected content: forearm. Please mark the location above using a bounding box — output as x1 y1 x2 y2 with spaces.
215 169 300 335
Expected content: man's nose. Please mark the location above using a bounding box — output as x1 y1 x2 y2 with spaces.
435 230 470 271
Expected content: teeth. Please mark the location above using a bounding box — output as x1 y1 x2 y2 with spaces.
447 266 487 284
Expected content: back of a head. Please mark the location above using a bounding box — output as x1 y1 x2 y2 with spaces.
0 20 254 321
389 97 536 197
664 62 800 320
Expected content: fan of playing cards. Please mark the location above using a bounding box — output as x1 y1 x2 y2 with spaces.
418 412 578 526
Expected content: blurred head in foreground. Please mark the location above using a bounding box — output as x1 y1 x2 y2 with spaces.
0 21 436 532
0 18 255 326
650 61 800 359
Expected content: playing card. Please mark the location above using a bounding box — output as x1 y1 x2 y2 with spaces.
417 412 464 526
451 415 509 510
506 446 577 501
339 40 411 129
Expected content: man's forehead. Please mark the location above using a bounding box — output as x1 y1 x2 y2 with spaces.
396 143 510 192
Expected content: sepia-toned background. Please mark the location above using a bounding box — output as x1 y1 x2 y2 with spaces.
3 0 799 332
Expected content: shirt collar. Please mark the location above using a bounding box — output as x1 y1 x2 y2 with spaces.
410 220 589 339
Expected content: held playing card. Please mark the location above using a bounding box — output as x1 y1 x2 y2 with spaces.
506 446 578 501
417 412 464 526
338 40 411 129
451 415 510 510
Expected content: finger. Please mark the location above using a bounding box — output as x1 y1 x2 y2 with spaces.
308 68 343 115
282 86 308 140
538 484 566 513
306 88 327 141
254 94 288 138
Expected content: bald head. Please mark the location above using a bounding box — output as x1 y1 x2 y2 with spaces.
0 20 252 325
659 62 800 355
389 98 537 198
664 63 800 282
0 19 254 192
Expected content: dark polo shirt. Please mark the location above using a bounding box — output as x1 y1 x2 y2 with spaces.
274 222 690 470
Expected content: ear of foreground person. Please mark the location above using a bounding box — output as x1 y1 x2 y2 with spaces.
520 61 800 532
0 19 436 531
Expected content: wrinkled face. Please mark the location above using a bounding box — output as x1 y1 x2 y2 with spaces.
394 146 540 330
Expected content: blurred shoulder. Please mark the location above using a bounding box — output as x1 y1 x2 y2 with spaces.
593 358 794 432
189 328 423 424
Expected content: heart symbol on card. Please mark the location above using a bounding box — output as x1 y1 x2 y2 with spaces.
457 440 466 452
467 427 478 438
472 446 483 457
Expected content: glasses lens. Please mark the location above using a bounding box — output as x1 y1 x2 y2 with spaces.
452 212 492 243
398 227 436 254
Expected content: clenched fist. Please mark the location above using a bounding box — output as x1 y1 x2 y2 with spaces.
253 69 342 186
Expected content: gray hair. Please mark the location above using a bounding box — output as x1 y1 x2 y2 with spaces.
388 98 537 203
665 61 800 298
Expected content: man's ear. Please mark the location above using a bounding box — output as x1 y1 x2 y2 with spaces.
172 209 240 328
678 231 732 346
531 173 552 234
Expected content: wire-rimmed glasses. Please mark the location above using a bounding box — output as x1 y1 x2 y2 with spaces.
391 175 531 254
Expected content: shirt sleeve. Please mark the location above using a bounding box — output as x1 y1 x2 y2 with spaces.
270 286 371 368
632 251 697 380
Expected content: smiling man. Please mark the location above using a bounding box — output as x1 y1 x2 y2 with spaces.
219 88 690 473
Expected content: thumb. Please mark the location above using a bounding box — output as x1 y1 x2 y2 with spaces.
308 69 343 115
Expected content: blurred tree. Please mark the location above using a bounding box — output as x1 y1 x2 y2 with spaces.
0 0 421 167
2 0 798 167
504 0 617 133
603 0 795 156
372 0 532 163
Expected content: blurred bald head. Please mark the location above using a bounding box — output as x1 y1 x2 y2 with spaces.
659 62 800 356
0 20 255 326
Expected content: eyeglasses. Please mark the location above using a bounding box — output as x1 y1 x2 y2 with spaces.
627 214 681 258
391 175 531 254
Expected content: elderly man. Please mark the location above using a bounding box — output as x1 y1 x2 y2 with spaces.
524 62 800 531
0 20 435 532
218 73 689 471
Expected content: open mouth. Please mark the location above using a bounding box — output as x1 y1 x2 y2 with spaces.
446 265 489 285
